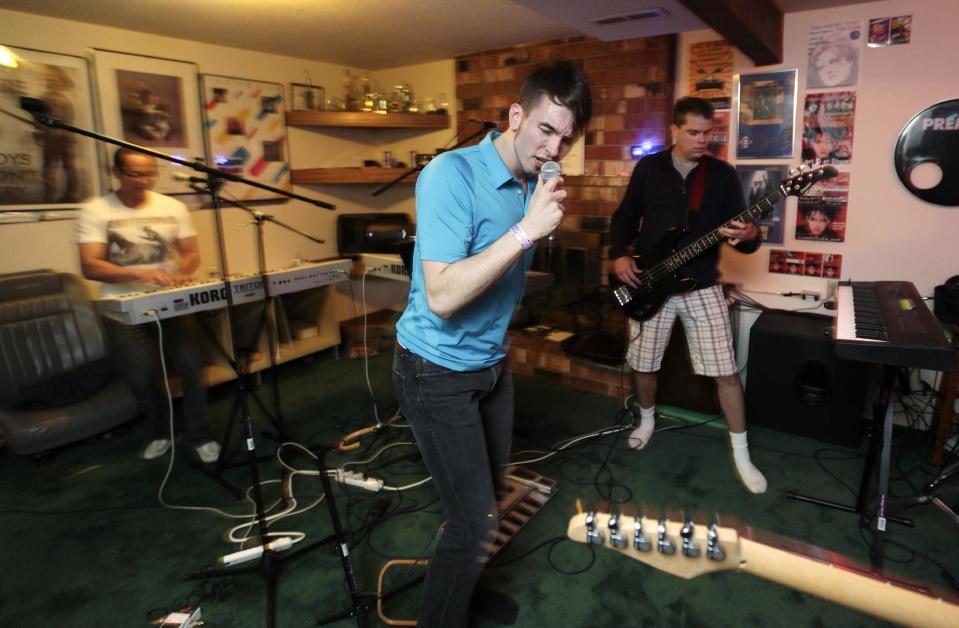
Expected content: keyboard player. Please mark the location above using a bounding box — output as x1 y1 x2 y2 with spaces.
76 148 220 464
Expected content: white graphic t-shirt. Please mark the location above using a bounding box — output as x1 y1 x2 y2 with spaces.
76 191 197 296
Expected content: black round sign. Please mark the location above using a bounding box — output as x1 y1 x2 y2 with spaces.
894 98 959 206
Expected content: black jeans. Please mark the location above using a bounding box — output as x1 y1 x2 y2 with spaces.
104 315 212 445
392 344 514 628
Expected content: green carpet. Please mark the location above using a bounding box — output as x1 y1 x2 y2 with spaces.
0 350 956 627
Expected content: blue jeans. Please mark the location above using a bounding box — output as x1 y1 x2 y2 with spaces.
104 315 213 445
392 344 513 628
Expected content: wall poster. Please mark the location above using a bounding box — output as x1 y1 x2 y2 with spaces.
738 164 787 245
736 70 797 160
0 45 100 208
689 40 733 110
801 91 856 165
796 171 850 243
93 49 204 195
201 74 290 201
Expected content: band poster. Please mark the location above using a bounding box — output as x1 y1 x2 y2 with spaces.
796 171 849 242
806 20 862 89
689 40 733 110
738 165 787 245
0 46 99 208
801 92 856 165
706 111 730 160
736 70 796 159
769 250 842 278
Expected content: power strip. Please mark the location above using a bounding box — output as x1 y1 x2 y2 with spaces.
336 469 384 492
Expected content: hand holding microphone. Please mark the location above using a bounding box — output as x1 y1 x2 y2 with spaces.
518 160 565 243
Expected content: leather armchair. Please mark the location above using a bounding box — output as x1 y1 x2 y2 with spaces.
0 270 137 454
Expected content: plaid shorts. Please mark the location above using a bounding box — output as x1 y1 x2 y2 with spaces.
626 285 737 377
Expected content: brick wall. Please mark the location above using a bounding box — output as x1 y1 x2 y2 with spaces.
455 34 677 220
455 35 677 400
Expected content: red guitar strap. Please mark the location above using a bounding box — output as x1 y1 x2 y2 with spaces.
688 157 709 216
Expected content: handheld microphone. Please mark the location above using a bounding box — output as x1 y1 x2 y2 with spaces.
540 160 561 182
172 172 209 185
540 161 562 253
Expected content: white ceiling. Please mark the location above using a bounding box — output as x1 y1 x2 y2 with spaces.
0 0 869 69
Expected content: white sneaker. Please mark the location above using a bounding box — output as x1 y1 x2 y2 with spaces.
195 441 221 464
143 439 172 460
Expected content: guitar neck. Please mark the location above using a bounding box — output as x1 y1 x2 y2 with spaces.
651 192 783 277
740 537 958 628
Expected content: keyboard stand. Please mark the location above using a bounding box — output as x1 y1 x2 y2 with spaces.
787 364 913 569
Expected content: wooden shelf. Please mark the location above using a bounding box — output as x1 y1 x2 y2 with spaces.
291 167 419 185
286 110 449 129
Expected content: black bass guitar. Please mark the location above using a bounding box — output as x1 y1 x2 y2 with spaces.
611 164 838 321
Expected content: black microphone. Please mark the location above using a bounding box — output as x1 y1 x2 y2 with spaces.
20 96 52 120
172 172 209 185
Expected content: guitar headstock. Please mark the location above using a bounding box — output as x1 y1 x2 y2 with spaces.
780 163 838 198
567 510 743 579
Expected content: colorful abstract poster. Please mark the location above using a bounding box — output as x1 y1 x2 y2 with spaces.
807 20 863 89
796 172 850 243
201 75 290 201
689 40 733 110
706 111 730 160
801 92 856 165
736 70 796 159
738 165 787 245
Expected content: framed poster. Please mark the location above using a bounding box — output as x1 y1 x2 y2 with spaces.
736 69 797 160
201 74 290 201
93 49 204 194
0 45 100 208
738 165 787 245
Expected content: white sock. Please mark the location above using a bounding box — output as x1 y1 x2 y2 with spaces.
729 431 767 494
627 405 656 450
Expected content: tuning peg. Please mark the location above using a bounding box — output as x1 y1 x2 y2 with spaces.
680 519 701 558
657 519 676 555
608 512 627 549
633 518 652 552
585 511 604 545
706 523 726 561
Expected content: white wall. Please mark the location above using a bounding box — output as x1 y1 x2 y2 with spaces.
0 8 453 315
679 0 958 302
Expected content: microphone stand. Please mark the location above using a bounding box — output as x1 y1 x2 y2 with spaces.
203 193 326 475
22 100 337 628
371 120 496 197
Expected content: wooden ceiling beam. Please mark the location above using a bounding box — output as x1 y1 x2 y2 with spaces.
677 0 783 66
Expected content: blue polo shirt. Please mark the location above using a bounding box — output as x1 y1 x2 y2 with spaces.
396 132 536 371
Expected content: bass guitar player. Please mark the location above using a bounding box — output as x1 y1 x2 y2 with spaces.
608 96 767 494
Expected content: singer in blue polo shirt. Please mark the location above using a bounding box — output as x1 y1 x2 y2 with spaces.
392 62 592 628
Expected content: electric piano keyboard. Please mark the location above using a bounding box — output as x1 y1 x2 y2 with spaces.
834 281 953 371
95 259 351 325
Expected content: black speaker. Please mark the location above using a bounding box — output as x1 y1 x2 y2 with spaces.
745 310 867 446
337 213 412 255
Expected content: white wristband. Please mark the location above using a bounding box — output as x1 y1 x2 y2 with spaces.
509 224 533 250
